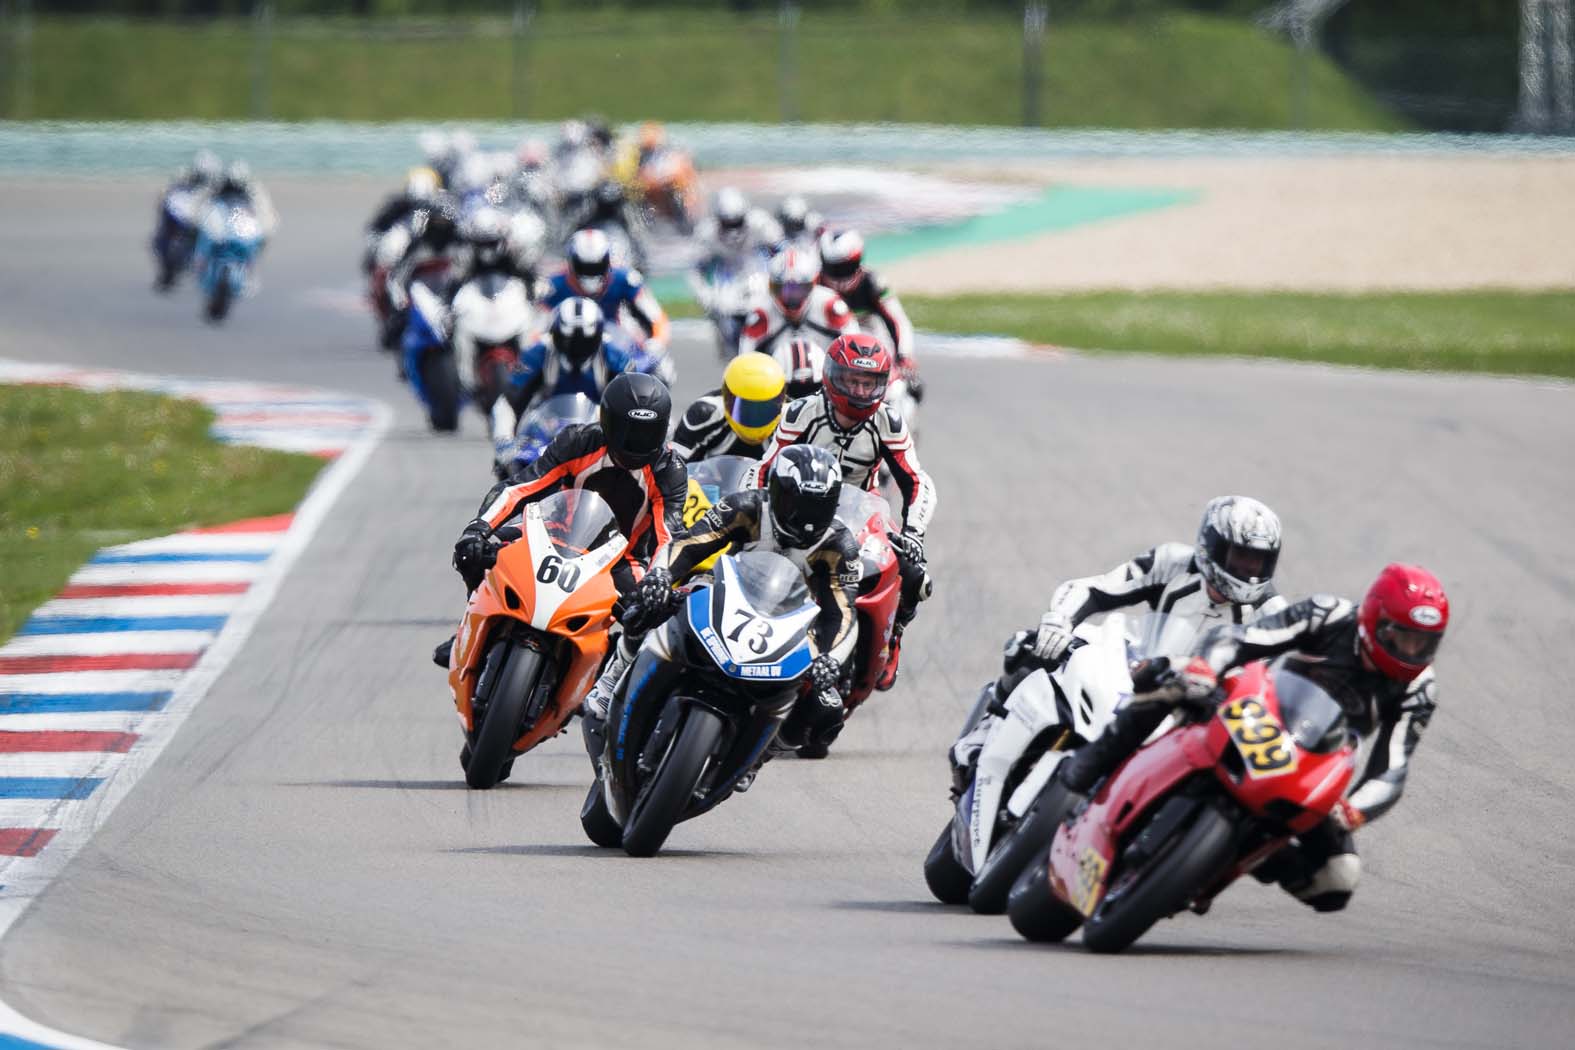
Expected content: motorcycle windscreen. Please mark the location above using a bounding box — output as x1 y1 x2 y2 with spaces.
685 454 756 505
515 393 598 442
728 551 812 617
1272 668 1351 753
1125 613 1206 666
532 490 621 557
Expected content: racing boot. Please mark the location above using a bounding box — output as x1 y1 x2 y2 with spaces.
1058 702 1170 794
432 635 455 669
583 646 631 723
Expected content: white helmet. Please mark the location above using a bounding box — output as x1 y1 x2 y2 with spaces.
418 129 450 166
507 210 547 272
191 149 222 185
818 229 865 294
567 228 613 296
715 187 749 244
1195 496 1282 606
768 246 820 320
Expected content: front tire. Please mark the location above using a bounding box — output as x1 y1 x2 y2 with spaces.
465 644 544 789
1007 852 1083 943
923 823 972 905
968 780 1075 915
580 779 622 848
422 351 461 432
205 279 231 322
621 705 724 857
1080 801 1236 954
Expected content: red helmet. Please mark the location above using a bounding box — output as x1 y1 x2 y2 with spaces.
823 333 891 424
1358 563 1448 682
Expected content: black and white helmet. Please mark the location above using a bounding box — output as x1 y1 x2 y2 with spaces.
767 445 842 549
715 187 749 244
1195 495 1282 605
550 297 605 370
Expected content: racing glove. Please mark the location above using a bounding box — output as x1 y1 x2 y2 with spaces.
615 567 676 632
891 528 926 565
1331 799 1367 832
452 518 497 582
1131 657 1218 711
1030 615 1076 663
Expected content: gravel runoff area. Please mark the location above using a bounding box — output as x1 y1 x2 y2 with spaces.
885 154 1575 294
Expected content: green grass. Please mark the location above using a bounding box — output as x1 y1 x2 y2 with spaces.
0 385 325 645
904 291 1575 378
21 12 1403 130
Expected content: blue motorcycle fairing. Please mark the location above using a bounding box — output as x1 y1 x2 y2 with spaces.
685 583 815 683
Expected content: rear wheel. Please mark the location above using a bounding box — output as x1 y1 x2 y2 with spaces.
1007 852 1083 943
205 279 231 322
580 779 622 848
622 705 724 857
1081 801 1237 954
465 644 544 790
923 823 971 905
968 779 1075 915
422 351 461 432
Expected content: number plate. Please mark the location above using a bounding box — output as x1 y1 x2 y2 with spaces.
1218 697 1298 779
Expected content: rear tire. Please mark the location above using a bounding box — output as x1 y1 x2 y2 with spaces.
1081 802 1236 954
580 779 622 848
968 780 1075 915
1007 852 1083 943
621 705 724 857
464 644 543 790
205 279 231 322
422 351 461 432
923 823 972 905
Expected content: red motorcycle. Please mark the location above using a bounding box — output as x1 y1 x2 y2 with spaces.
1006 618 1357 953
797 484 902 758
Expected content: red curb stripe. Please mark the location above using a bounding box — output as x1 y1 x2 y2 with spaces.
0 652 201 674
59 581 251 598
0 731 138 754
188 514 294 534
0 828 58 857
307 448 344 460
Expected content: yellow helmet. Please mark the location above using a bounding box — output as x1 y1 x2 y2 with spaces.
721 353 787 445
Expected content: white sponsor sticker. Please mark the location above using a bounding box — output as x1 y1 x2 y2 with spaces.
1409 605 1443 627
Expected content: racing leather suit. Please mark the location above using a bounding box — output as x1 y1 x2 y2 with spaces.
541 268 672 348
507 332 660 414
669 389 770 462
693 211 782 275
951 542 1286 794
1062 594 1438 912
756 393 936 627
736 287 859 357
470 423 687 593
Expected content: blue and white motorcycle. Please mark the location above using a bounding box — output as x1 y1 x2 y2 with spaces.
194 200 264 322
152 186 203 291
401 282 463 432
492 392 598 481
582 551 818 857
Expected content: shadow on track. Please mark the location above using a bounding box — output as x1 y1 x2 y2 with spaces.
448 843 755 859
284 778 575 792
942 936 1317 959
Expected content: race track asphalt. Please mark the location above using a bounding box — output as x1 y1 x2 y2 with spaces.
1 177 1572 1050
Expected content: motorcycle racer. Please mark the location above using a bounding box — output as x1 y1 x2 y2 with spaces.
152 149 222 291
670 353 788 462
508 297 663 415
583 445 861 771
950 495 1286 789
1057 562 1449 913
775 194 823 251
756 333 935 689
818 229 916 368
693 187 782 274
542 229 673 380
736 247 859 356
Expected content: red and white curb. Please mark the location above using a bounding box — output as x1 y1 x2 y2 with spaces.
0 360 389 1049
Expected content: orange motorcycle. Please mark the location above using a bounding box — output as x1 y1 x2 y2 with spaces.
448 490 625 788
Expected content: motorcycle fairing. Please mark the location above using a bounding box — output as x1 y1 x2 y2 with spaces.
687 556 816 681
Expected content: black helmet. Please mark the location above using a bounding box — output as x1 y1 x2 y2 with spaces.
766 445 842 548
550 297 605 370
600 372 671 470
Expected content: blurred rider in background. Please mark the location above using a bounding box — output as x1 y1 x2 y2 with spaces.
817 229 917 388
208 161 278 235
774 194 824 252
452 205 546 291
507 297 665 420
363 167 440 274
669 353 788 463
693 187 782 278
541 228 674 384
152 149 222 291
737 247 858 356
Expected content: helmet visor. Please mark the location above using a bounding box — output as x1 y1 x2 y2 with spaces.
610 415 665 468
1376 621 1441 666
1222 544 1278 583
826 359 888 409
726 392 785 432
775 280 813 314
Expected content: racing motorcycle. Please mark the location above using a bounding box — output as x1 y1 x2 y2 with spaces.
493 392 598 481
447 490 624 789
635 147 699 234
691 257 767 360
402 282 462 432
369 216 452 351
194 200 264 322
451 270 535 424
925 614 1160 913
1004 614 1358 953
580 551 818 857
153 185 203 291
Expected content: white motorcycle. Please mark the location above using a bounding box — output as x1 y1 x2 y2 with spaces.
691 256 768 360
925 613 1180 913
450 270 536 428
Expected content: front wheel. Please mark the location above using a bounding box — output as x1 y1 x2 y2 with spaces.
1007 852 1083 943
204 279 231 322
580 779 622 848
968 779 1076 914
621 705 724 857
465 644 544 789
923 823 971 905
1080 801 1237 954
422 350 461 432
